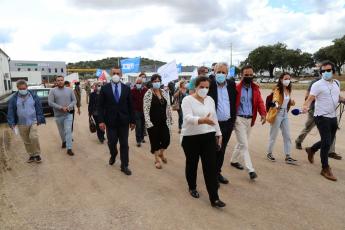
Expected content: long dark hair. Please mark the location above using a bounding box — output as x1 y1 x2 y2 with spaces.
276 72 292 96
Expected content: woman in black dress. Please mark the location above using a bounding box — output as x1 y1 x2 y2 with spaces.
143 74 172 169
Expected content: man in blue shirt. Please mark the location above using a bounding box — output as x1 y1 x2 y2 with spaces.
7 80 46 163
208 63 237 185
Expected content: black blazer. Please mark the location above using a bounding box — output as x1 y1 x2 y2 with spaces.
98 82 134 127
208 79 237 122
88 92 99 116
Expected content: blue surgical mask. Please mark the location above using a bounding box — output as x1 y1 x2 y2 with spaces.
322 71 333 81
18 90 28 96
216 73 226 84
136 84 142 89
152 82 161 89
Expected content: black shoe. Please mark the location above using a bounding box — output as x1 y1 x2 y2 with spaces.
142 139 146 143
267 153 276 162
189 189 200 198
34 155 42 163
121 167 132 176
218 175 229 184
67 149 74 156
27 156 35 163
285 155 297 165
137 142 141 147
249 172 257 180
109 156 115 165
62 142 66 148
211 200 226 208
99 139 105 144
231 162 244 170
295 142 302 150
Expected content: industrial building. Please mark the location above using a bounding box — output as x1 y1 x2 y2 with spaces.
0 48 12 98
10 60 66 83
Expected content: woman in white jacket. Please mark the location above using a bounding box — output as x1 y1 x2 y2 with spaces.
181 76 225 208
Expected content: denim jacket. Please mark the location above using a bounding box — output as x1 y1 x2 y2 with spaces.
7 90 46 127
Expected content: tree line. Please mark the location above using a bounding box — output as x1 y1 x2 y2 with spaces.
242 35 345 77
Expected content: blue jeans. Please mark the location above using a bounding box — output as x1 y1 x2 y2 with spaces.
267 109 291 156
55 113 73 149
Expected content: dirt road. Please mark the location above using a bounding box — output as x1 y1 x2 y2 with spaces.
1 90 345 230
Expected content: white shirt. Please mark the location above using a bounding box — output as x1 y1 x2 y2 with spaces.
181 95 221 136
310 79 340 118
281 93 290 109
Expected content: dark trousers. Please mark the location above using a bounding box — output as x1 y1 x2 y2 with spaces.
71 110 75 132
93 115 105 142
178 109 183 130
107 125 129 168
311 116 338 169
182 132 219 202
217 119 235 175
134 111 145 143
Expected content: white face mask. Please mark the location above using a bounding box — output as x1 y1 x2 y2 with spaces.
282 80 290 86
197 88 209 98
112 75 120 83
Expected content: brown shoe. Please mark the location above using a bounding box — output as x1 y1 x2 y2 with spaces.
305 147 315 164
321 167 337 181
328 152 342 160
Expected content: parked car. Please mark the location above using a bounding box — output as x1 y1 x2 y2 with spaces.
0 88 53 123
261 78 269 83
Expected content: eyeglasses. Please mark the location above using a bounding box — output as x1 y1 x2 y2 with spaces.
244 74 253 77
320 69 332 73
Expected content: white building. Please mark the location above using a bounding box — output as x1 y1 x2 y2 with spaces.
0 48 12 98
10 60 66 83
10 71 42 91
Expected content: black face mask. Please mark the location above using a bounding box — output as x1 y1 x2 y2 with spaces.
243 77 253 84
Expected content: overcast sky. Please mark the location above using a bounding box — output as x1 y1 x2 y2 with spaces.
1 0 345 66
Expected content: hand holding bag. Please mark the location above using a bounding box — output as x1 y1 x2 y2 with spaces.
89 116 97 133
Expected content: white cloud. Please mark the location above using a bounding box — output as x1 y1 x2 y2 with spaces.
0 0 344 66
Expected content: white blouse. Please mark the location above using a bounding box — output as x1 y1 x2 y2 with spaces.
181 95 221 136
281 93 290 109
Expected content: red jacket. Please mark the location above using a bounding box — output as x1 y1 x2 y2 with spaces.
131 87 148 113
236 81 266 126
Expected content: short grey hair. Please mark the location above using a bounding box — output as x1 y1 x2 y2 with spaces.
214 62 229 72
16 80 28 87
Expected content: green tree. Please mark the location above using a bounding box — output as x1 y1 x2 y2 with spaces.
314 35 345 75
285 49 314 77
244 43 288 78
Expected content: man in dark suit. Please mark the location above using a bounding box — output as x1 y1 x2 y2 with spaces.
98 68 135 176
208 63 237 185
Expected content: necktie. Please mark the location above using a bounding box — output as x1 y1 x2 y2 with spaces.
114 84 119 103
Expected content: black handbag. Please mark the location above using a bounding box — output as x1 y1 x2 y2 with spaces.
89 116 97 133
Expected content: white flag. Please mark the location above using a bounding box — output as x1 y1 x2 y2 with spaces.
191 68 198 79
158 60 178 85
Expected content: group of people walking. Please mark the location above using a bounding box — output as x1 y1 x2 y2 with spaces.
6 60 344 208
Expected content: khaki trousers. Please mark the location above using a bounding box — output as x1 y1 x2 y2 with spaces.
231 116 255 172
18 125 41 157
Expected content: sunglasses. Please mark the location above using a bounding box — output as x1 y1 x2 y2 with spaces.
244 74 253 77
320 69 332 73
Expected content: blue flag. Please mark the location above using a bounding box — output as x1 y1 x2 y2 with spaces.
177 63 182 73
96 69 103 77
229 66 236 77
120 57 141 73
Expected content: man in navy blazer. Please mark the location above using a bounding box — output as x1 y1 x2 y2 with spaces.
208 63 237 185
98 68 135 176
